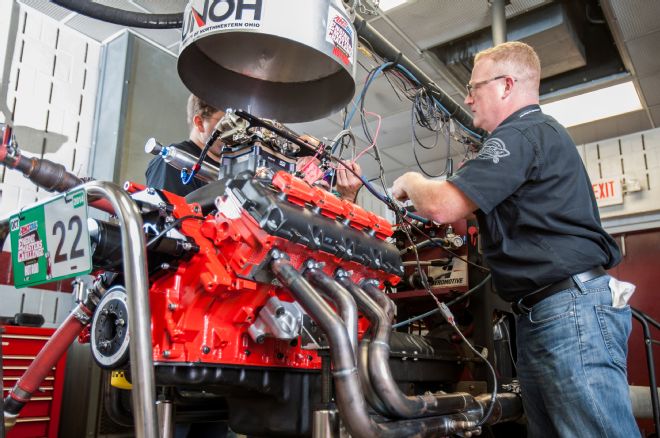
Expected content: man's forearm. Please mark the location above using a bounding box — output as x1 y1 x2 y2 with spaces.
401 175 476 224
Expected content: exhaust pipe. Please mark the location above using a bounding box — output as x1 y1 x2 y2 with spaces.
341 277 473 419
306 266 391 416
0 132 114 213
358 339 393 416
270 254 480 438
303 263 358 359
361 278 395 322
357 280 524 426
335 270 392 417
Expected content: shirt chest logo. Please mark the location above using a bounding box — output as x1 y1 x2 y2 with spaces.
477 137 510 163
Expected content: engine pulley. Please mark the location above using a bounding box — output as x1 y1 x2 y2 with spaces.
90 286 130 369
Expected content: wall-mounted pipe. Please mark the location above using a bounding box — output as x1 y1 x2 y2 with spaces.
491 0 507 45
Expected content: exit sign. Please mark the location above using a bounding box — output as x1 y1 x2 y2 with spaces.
592 177 623 207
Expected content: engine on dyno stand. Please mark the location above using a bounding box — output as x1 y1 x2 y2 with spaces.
1 0 524 435
2 111 522 437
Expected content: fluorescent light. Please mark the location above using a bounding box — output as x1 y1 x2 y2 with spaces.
378 0 407 12
541 81 642 127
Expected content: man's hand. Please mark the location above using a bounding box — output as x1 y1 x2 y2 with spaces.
336 161 363 202
392 172 424 202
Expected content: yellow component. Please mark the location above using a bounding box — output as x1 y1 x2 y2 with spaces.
358 45 374 58
110 371 132 390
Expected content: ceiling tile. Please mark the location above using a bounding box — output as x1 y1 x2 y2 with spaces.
133 27 182 51
626 29 660 77
383 139 445 166
638 75 660 107
648 105 660 128
605 0 660 41
567 110 652 145
66 13 125 42
384 0 551 49
133 0 187 14
19 0 71 21
288 116 343 141
370 111 416 149
355 149 404 180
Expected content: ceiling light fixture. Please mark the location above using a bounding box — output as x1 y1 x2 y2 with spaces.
541 81 643 128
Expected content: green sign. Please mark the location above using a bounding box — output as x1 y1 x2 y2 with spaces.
9 188 92 288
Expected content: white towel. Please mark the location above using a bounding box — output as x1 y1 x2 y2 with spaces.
608 277 636 308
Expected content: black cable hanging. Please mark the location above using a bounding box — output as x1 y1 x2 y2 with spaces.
51 0 184 29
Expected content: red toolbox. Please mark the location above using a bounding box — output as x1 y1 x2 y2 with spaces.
2 326 67 438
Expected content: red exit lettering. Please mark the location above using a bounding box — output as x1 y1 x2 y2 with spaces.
592 180 615 200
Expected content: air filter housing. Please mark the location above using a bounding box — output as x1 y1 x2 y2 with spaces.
178 0 357 122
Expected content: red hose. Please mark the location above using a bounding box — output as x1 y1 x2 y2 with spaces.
7 304 91 403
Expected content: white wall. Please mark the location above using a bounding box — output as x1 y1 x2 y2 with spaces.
579 127 660 220
0 3 101 217
0 4 101 325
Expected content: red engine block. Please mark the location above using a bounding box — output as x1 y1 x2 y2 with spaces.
127 172 399 370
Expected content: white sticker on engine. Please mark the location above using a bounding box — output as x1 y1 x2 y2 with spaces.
215 192 243 220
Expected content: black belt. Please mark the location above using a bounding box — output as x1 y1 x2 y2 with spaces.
511 266 607 316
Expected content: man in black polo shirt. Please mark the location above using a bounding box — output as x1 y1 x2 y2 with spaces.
392 42 637 437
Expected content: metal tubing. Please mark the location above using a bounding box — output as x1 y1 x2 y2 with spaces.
353 15 485 139
144 139 219 183
0 144 114 213
348 280 473 419
271 258 379 437
156 400 174 438
630 386 660 419
305 268 359 358
361 280 395 322
310 270 390 414
474 393 522 425
491 0 507 46
312 409 344 438
357 339 392 416
632 308 660 434
271 258 473 438
338 274 393 416
84 181 158 438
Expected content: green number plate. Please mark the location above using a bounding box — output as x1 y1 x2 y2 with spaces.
9 189 92 288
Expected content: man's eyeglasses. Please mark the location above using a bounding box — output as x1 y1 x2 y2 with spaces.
465 75 516 97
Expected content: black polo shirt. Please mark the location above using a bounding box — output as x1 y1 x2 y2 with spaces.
145 140 220 197
448 105 621 301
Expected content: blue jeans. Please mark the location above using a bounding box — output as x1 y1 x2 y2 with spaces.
515 274 639 438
